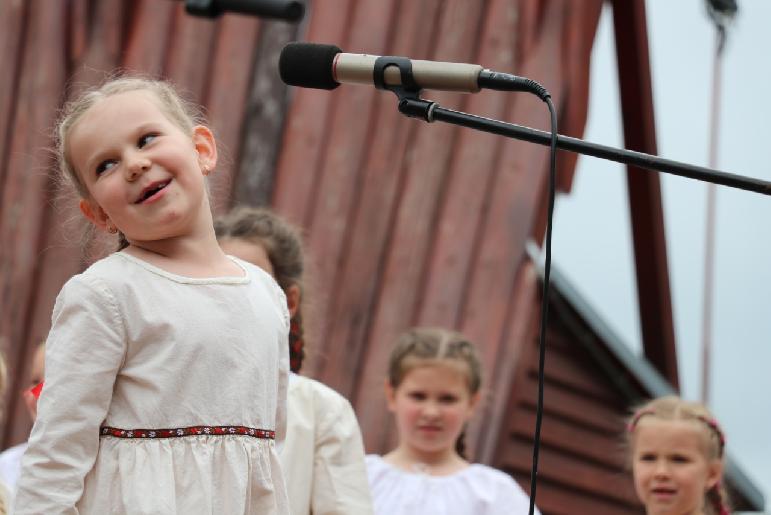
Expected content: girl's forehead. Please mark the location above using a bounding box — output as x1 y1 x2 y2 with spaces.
91 89 159 114
401 359 472 385
404 355 468 369
634 419 708 451
72 91 175 137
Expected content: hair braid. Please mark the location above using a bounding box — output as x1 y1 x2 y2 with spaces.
707 483 731 515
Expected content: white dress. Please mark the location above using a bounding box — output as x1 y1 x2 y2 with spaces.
366 455 539 515
280 374 373 515
14 252 290 515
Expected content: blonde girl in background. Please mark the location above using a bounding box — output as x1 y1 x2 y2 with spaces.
366 327 539 515
627 395 729 515
15 76 290 514
216 206 373 515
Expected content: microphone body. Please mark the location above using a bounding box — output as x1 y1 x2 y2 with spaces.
279 43 549 100
333 53 483 93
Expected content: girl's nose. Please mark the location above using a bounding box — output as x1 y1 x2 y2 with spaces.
125 154 151 181
653 460 670 478
422 402 440 418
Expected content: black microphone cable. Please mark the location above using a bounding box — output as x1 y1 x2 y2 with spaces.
527 92 557 515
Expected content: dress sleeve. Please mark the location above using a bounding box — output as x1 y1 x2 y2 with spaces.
310 390 374 515
274 337 289 453
14 275 126 515
272 282 290 453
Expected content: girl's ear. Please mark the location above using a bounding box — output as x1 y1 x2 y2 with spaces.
79 198 110 231
465 391 481 419
384 379 397 412
285 284 301 317
706 459 724 490
469 391 481 410
192 125 217 175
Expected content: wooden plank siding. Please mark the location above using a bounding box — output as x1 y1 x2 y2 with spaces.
0 0 71 447
493 303 644 515
273 0 605 459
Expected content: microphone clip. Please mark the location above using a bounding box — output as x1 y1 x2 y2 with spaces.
373 56 436 122
373 56 420 92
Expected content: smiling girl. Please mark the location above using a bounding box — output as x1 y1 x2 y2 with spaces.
627 396 729 515
14 77 290 514
366 327 539 515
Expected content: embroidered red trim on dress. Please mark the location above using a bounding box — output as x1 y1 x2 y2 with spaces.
100 425 275 439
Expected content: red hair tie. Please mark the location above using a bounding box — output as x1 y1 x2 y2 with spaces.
627 408 655 432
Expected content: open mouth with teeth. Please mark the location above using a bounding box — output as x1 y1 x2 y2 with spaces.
135 180 171 204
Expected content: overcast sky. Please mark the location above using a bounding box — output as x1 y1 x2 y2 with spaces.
552 0 770 510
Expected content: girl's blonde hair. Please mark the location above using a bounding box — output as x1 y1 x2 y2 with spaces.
55 75 207 250
627 395 730 515
387 327 482 394
214 206 307 372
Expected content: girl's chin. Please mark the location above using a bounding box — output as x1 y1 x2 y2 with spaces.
410 438 454 453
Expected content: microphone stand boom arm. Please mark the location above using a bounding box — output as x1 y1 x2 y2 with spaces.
395 96 771 196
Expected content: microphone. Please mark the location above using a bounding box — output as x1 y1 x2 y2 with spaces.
279 42 549 100
183 0 305 21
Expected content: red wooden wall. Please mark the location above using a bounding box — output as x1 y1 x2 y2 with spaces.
496 275 644 514
272 0 603 460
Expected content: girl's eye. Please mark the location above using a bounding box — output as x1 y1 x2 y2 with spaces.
439 394 459 404
407 392 427 401
671 454 691 464
138 133 158 148
96 160 117 176
638 453 656 462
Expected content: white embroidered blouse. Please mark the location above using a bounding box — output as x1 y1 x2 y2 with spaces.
366 454 540 515
14 252 290 514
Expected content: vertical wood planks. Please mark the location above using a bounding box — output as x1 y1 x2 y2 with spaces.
0 0 68 446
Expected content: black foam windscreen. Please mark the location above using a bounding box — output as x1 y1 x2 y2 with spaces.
279 42 342 90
